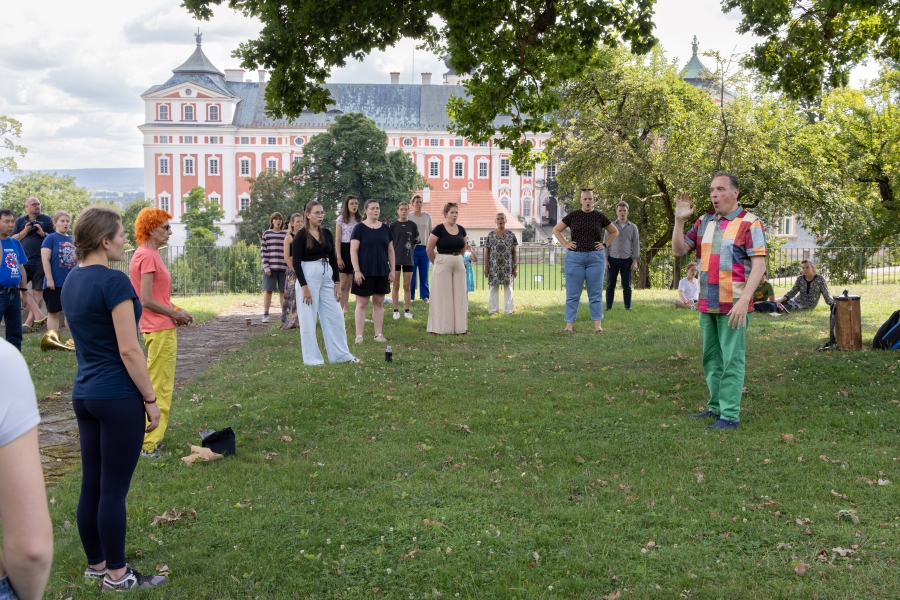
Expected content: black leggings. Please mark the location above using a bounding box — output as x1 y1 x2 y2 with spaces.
73 396 145 569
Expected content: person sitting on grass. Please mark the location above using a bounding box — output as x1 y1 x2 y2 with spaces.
775 259 833 310
673 261 699 310
752 270 779 313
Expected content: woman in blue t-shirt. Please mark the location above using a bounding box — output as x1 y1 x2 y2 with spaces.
350 199 395 344
40 210 76 348
61 206 166 591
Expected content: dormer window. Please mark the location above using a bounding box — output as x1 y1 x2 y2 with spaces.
158 105 169 121
184 105 194 121
208 105 219 121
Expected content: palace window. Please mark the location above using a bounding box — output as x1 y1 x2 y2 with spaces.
453 160 464 178
454 139 464 147
546 164 557 180
239 158 251 176
522 169 532 178
267 158 278 172
294 137 305 146
184 158 195 176
267 137 277 145
183 105 194 121
209 194 221 207
402 137 413 147
158 136 169 144
500 196 510 211
429 160 440 178
208 105 219 121
208 158 219 176
500 159 510 177
429 138 439 147
479 141 488 147
158 105 169 120
240 196 251 211
159 195 170 212
158 157 169 175
478 161 489 178
293 155 302 165
523 197 533 217
209 136 219 144
240 136 250 144
184 136 194 144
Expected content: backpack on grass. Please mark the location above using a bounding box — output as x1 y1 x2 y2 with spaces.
873 310 900 350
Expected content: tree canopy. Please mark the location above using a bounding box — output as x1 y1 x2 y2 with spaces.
0 116 26 173
723 0 900 101
182 185 225 240
184 0 656 169
0 171 93 218
237 113 424 243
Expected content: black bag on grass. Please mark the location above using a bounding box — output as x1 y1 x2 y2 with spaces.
200 427 236 456
873 310 900 350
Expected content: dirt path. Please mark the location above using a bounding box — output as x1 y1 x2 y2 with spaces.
38 300 279 484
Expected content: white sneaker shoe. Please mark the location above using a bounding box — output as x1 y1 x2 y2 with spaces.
355 336 364 344
404 311 413 319
374 334 388 343
393 311 400 320
261 314 270 323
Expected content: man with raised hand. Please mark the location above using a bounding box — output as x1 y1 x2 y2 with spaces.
671 172 767 430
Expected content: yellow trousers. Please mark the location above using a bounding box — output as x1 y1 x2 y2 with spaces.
142 328 177 452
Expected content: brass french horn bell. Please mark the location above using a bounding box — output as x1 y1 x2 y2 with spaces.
41 329 75 352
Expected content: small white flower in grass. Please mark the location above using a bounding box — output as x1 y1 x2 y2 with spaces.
300 550 305 554
477 541 481 546
381 536 385 541
446 546 452 554
340 545 345 550
412 537 417 542
386 568 392 574
326 538 331 544
548 586 553 590
390 527 394 532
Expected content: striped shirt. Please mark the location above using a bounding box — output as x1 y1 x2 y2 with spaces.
261 229 288 272
684 206 767 314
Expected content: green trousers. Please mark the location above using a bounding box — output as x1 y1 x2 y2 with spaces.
699 312 750 422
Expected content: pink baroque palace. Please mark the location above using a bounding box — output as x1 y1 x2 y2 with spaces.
139 34 561 247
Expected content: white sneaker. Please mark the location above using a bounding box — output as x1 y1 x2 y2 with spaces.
404 311 413 319
355 336 364 344
393 311 400 320
374 334 388 343
262 314 270 323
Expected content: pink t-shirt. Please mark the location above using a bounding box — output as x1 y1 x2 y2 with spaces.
129 246 175 333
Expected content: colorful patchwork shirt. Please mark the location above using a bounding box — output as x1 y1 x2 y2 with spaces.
683 206 767 314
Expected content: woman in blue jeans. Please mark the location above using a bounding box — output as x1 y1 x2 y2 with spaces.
552 189 618 332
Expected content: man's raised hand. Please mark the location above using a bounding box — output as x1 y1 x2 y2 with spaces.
674 192 695 220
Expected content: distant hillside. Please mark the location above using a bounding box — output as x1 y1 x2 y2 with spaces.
0 168 144 193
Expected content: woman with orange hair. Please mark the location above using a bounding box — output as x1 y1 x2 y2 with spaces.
128 208 193 458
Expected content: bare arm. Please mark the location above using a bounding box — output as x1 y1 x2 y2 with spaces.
600 223 618 250
0 427 53 600
387 243 395 282
140 273 191 325
41 247 54 290
552 222 575 250
483 247 491 277
111 300 160 431
335 223 344 270
671 192 695 258
512 245 518 277
426 234 438 264
728 255 766 329
350 239 364 285
283 233 293 267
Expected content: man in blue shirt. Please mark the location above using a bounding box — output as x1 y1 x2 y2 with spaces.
0 209 29 351
12 197 52 330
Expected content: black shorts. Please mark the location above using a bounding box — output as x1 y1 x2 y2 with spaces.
339 243 355 275
24 264 45 291
43 287 63 313
351 275 390 297
395 264 413 273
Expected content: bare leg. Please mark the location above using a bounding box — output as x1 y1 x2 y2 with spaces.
673 298 691 308
372 294 385 336
355 295 369 338
339 273 353 312
403 272 413 310
594 319 603 332
23 290 47 325
263 290 272 315
564 322 574 332
391 274 400 308
278 290 285 307
47 311 62 331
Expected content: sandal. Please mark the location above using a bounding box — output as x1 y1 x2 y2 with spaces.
374 334 388 343
355 336 364 344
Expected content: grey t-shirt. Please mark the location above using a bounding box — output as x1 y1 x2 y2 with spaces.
408 212 433 247
0 339 40 448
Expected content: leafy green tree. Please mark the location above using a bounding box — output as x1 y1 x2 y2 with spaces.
237 170 308 244
0 116 26 173
184 0 656 170
0 171 93 219
723 0 900 101
182 185 225 238
123 199 155 247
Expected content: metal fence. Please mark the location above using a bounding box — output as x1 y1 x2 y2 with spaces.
108 244 899 295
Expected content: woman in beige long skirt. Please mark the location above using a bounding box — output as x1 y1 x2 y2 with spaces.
426 202 471 335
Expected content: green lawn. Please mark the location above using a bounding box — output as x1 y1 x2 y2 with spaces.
22 294 258 400
42 286 900 599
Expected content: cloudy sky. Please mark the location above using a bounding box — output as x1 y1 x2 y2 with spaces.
0 0 879 170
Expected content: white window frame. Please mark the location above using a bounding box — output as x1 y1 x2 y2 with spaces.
183 105 194 121
240 136 250 145
522 169 532 178
239 158 251 176
776 216 794 236
479 141 488 147
478 236 488 247
453 159 464 178
402 137 413 147
293 155 302 165
500 159 510 177
159 194 170 212
267 137 277 145
454 138 464 147
184 157 195 176
267 158 278 172
546 164 557 180
158 157 169 175
208 105 219 121
209 194 221 208
429 138 439 147
239 196 251 211
478 161 489 178
209 136 219 144
429 159 440 178
158 135 169 144
208 157 219 176
523 197 533 217
158 105 169 121
294 137 305 146
184 136 194 144
500 196 510 211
